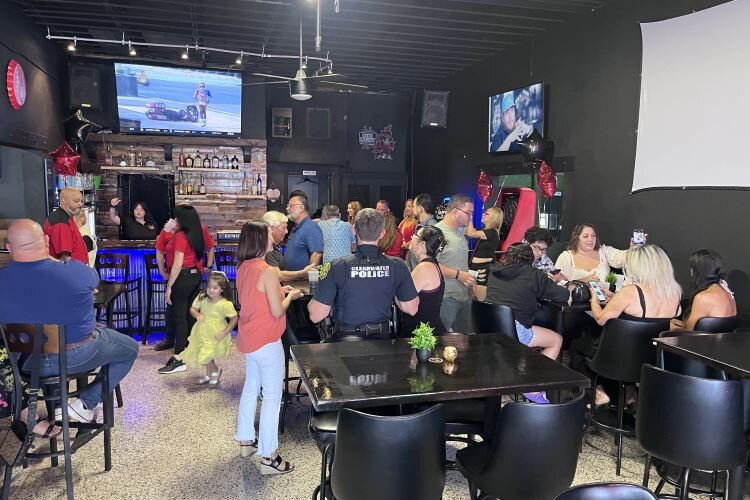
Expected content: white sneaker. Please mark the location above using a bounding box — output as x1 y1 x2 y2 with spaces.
54 398 96 423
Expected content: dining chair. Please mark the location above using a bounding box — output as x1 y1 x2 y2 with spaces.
330 405 446 500
456 392 586 500
213 250 239 309
637 364 746 500
470 300 518 339
0 324 114 500
279 323 316 433
586 317 670 475
95 252 141 335
143 252 167 345
693 316 738 333
554 482 658 499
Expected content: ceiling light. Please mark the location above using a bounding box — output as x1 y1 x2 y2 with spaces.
290 79 312 101
67 38 76 52
128 43 136 56
301 56 308 70
235 51 243 65
181 47 189 60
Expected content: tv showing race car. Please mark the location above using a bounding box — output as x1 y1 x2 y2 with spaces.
114 63 242 136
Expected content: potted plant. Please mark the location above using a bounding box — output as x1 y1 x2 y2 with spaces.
409 322 436 363
605 272 618 293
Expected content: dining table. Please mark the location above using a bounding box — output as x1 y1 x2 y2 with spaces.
290 333 590 412
654 331 750 378
94 280 127 328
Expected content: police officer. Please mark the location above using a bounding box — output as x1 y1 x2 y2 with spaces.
308 208 419 339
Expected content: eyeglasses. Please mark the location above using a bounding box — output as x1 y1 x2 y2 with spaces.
454 207 473 217
286 203 304 209
531 243 548 254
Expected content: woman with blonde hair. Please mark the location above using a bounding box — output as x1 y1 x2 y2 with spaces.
378 211 403 257
346 201 362 224
464 206 503 285
573 244 681 406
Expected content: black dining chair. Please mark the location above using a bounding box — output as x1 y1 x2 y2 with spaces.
657 330 726 380
587 317 670 475
330 405 446 500
279 323 318 433
694 316 738 333
456 392 587 500
94 252 141 336
554 482 658 500
0 324 114 500
637 364 746 500
143 252 167 345
470 300 518 339
213 250 239 309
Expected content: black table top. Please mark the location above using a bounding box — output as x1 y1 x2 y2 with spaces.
655 332 750 378
94 281 126 309
290 333 590 411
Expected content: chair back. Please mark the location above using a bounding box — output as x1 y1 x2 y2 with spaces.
1 323 60 355
588 317 670 383
636 364 746 471
331 405 445 500
554 482 658 500
474 392 586 500
694 315 738 333
143 252 164 283
95 252 130 282
471 300 518 340
657 330 726 379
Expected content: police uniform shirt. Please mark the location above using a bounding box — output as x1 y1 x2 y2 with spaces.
315 244 418 326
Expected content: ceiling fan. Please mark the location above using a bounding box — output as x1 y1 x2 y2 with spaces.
245 17 367 99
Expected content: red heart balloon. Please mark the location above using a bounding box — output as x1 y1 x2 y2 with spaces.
477 170 493 203
536 161 557 199
49 142 80 176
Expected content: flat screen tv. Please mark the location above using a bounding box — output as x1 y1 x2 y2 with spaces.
114 63 242 136
488 82 544 153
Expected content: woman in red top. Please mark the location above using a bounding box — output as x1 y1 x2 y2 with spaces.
398 198 417 259
158 205 215 374
379 211 404 257
235 221 303 474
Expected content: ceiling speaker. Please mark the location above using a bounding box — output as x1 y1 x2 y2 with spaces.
420 90 449 128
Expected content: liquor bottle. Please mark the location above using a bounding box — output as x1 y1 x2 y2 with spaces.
185 153 194 168
118 154 128 167
222 150 230 168
186 175 193 195
241 173 248 194
105 146 113 166
250 180 257 196
211 148 220 169
193 176 200 194
178 174 185 195
194 150 202 167
146 155 156 167
178 147 185 168
128 146 136 167
137 150 144 167
199 175 206 194
230 154 240 169
256 173 263 195
202 154 211 168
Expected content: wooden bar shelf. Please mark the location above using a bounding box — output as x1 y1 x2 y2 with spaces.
177 167 244 172
100 166 160 172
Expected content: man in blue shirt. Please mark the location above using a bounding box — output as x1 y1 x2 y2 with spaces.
282 193 323 271
0 219 139 423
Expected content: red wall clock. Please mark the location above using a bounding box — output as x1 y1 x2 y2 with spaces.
6 59 27 110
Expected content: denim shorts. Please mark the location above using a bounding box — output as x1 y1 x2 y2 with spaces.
514 321 534 346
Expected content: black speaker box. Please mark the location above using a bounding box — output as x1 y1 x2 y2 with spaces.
420 91 449 128
69 64 102 110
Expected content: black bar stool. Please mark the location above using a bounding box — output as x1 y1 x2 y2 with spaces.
214 250 239 309
143 252 167 345
95 253 142 336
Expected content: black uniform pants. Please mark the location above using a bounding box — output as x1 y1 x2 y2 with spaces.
171 269 201 354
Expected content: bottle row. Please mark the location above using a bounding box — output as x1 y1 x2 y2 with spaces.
176 172 264 196
178 148 240 169
105 146 157 168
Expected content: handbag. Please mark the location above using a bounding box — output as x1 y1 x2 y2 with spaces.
570 281 592 303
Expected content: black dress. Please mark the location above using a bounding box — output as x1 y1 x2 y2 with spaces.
401 257 447 335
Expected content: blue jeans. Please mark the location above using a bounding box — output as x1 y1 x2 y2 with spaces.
29 327 139 410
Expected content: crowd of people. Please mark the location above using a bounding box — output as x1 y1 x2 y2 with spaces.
0 186 738 477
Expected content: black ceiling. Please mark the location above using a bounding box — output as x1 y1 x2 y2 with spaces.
12 0 607 92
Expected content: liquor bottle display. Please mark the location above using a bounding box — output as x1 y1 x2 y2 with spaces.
230 155 240 169
256 173 263 194
105 146 113 166
195 150 202 167
222 150 229 168
202 154 211 168
178 147 185 168
199 175 206 194
185 153 194 168
212 149 220 169
186 175 193 195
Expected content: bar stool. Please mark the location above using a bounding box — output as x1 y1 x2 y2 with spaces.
143 252 167 345
214 250 239 309
95 253 141 336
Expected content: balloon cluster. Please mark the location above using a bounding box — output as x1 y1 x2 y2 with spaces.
476 170 494 204
64 109 104 150
49 142 80 176
536 161 557 199
517 130 558 199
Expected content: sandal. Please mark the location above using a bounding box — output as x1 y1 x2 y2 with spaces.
260 454 294 475
239 439 258 458
31 418 62 440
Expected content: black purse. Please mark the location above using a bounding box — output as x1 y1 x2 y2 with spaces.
570 281 592 303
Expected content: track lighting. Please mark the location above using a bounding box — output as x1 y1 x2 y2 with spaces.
181 46 189 60
67 38 77 52
290 79 312 101
235 51 243 65
301 56 308 70
128 42 136 56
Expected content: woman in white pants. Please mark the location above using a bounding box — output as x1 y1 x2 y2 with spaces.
235 220 303 474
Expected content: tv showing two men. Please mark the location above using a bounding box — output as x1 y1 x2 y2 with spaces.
488 82 544 153
114 63 242 136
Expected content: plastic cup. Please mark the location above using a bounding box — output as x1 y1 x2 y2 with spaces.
468 270 479 279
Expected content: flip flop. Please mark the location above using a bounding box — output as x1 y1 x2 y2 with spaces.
31 418 63 439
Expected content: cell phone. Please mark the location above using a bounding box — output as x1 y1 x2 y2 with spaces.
548 269 561 275
632 229 647 246
589 281 607 302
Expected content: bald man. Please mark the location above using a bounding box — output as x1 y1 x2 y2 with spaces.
44 187 88 264
0 219 139 423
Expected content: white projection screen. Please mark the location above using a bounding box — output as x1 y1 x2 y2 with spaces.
632 0 750 192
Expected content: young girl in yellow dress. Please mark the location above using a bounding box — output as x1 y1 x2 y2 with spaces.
181 272 238 386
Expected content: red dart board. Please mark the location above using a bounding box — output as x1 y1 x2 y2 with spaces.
6 59 27 110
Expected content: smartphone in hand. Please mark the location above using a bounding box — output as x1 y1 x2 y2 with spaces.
589 281 608 302
632 229 647 246
548 269 561 275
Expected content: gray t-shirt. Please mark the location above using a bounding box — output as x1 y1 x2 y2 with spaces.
435 221 470 302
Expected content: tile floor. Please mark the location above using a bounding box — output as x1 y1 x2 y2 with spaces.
6 342 749 499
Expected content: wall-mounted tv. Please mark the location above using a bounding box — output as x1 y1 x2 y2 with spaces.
114 63 242 136
488 82 544 153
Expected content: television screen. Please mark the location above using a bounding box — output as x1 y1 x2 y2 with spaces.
114 63 242 136
488 82 544 153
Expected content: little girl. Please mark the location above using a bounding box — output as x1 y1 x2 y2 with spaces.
179 272 238 386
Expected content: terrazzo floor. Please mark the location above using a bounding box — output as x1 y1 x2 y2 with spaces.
6 339 750 499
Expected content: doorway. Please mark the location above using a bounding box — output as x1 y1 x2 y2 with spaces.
288 175 321 214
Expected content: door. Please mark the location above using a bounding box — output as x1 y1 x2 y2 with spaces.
287 175 321 214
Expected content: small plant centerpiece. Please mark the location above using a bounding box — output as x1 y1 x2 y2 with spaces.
409 322 436 363
605 272 618 292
